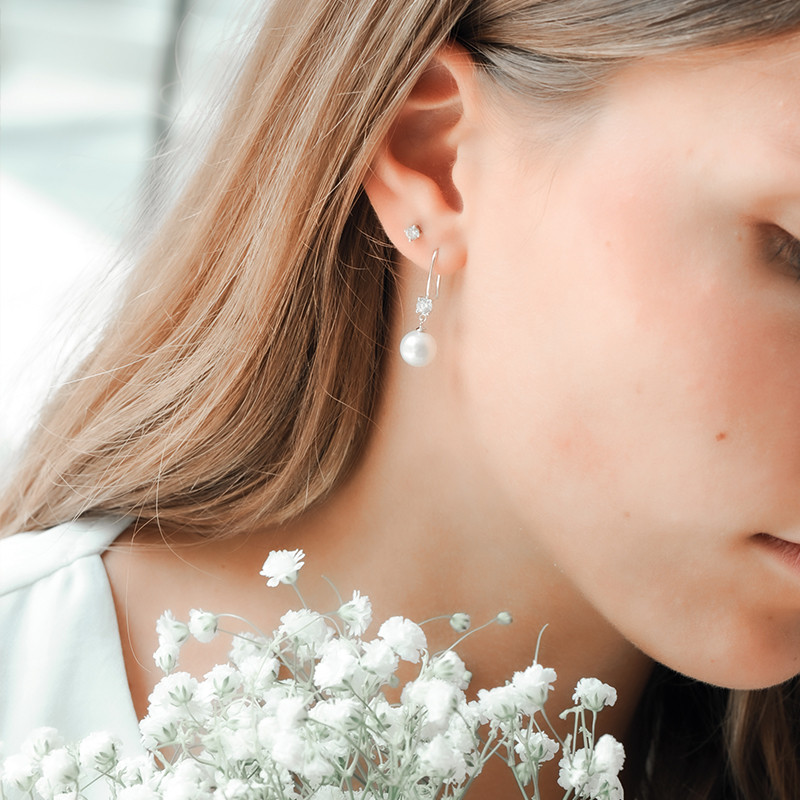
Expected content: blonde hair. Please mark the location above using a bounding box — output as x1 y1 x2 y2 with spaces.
2 2 799 797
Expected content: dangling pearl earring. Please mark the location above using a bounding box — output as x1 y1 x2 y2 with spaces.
400 248 440 367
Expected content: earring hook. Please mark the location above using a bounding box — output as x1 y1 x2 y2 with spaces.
425 249 441 300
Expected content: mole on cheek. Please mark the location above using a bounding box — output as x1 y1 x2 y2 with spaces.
715 432 728 442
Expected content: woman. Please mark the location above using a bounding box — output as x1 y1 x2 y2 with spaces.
2 0 800 797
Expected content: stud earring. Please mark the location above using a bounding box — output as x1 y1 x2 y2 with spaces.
399 249 440 367
404 224 421 242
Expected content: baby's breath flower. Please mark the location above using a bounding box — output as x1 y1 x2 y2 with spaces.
337 589 373 636
378 616 427 663
115 755 156 787
360 638 399 683
573 677 618 713
188 609 219 643
512 663 558 715
153 641 180 674
139 712 179 750
78 731 120 771
417 733 469 785
2 753 38 793
158 759 212 800
148 672 199 720
21 727 63 759
431 650 471 689
118 786 161 800
495 611 513 625
313 637 361 690
476 684 520 725
308 697 362 733
197 663 242 704
449 612 471 632
260 548 305 586
514 730 559 766
37 747 79 792
593 734 626 775
156 610 189 647
279 608 332 649
402 677 460 737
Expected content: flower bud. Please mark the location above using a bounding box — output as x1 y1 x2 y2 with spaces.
449 613 471 632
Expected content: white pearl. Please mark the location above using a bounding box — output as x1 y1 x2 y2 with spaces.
399 330 436 367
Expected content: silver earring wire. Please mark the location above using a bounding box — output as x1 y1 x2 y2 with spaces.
399 249 440 367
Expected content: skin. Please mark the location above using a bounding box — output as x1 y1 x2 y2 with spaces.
104 32 800 798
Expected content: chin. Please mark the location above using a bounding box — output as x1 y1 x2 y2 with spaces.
667 651 800 691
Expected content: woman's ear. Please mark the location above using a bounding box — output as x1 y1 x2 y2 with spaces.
363 44 477 275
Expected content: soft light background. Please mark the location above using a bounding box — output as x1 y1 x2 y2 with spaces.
0 0 257 471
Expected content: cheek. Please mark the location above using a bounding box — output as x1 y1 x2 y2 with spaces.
453 159 800 687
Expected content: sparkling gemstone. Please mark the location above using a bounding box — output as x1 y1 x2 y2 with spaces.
399 330 436 367
415 296 433 315
404 224 421 242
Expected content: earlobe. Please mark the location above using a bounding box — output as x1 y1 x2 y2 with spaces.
363 44 477 274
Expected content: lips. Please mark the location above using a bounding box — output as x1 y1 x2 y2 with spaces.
754 533 800 572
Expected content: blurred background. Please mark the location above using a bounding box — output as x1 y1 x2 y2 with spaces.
1 0 257 467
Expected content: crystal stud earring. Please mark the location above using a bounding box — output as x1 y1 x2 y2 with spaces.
404 224 421 242
399 249 440 367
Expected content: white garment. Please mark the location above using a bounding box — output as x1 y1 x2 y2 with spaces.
0 516 141 755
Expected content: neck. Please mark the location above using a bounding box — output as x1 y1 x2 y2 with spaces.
272 321 654 776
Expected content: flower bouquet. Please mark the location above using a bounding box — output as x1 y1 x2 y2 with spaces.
1 550 624 799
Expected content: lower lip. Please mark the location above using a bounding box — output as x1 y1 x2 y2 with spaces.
754 533 800 574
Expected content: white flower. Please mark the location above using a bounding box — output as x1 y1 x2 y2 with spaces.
593 734 625 775
279 609 332 649
378 616 427 663
512 663 557 715
188 609 219 643
116 755 156 787
572 678 618 713
558 735 625 799
310 788 348 800
2 753 37 792
197 663 242 703
495 611 513 625
431 650 471 689
21 727 63 759
228 632 269 666
360 638 399 683
308 697 362 733
418 733 469 785
514 730 559 765
153 641 180 674
160 759 212 800
156 610 189 647
139 710 179 749
270 730 305 773
275 694 309 730
314 637 361 690
37 748 79 793
237 653 279 694
260 548 305 586
118 787 160 800
148 672 199 720
337 590 373 636
402 677 460 737
78 731 120 771
476 684 520 725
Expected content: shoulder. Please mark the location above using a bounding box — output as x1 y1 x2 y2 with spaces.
0 515 132 595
